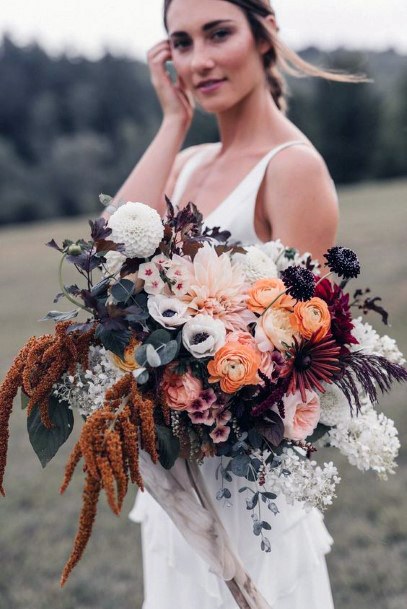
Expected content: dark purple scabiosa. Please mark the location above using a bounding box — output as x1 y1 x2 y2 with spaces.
281 334 342 402
324 246 360 279
280 266 316 302
315 278 359 350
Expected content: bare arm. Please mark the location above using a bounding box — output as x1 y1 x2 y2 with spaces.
263 147 339 263
102 39 195 220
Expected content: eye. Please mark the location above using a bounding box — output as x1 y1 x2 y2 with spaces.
212 29 231 41
172 38 191 51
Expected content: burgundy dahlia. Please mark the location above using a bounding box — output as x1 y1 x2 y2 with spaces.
315 278 358 349
281 334 342 402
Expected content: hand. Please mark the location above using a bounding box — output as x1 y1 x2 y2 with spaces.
147 40 195 130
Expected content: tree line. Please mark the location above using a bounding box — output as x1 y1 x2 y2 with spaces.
0 35 406 225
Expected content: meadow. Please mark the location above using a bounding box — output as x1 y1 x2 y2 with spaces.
0 178 406 609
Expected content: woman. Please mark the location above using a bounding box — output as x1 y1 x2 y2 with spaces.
105 1 359 607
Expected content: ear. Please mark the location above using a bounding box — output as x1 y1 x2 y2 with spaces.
258 14 279 54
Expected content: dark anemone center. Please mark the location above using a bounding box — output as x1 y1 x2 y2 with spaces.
162 309 177 318
192 332 210 345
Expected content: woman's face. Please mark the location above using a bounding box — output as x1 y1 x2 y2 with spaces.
166 0 268 113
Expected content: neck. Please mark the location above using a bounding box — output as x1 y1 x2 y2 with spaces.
215 83 284 154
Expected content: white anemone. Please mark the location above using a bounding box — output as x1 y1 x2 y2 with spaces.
147 294 191 330
182 314 226 358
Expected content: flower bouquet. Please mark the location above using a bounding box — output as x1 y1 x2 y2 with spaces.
1 197 406 607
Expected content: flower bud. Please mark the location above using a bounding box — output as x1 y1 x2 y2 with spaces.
67 244 82 256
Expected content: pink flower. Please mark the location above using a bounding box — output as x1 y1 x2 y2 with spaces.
189 410 216 426
177 243 255 331
274 390 321 441
210 425 231 444
161 365 202 411
215 409 232 425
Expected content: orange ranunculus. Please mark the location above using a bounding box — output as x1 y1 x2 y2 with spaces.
207 342 261 394
247 278 295 314
294 297 331 340
111 338 140 372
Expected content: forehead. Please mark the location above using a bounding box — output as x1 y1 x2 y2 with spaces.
166 0 245 33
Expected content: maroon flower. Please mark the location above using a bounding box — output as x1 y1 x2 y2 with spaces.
315 278 358 349
281 333 342 402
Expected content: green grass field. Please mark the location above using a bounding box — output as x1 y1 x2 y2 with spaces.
0 179 406 609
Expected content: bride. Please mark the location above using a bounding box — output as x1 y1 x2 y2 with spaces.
104 1 359 607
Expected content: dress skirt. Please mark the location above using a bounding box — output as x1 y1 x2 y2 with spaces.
129 455 335 609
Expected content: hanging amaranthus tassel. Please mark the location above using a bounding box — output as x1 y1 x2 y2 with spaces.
60 374 158 586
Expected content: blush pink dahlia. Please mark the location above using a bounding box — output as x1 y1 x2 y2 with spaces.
177 244 255 331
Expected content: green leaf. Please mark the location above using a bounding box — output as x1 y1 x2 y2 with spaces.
95 324 131 359
39 309 79 322
158 340 179 365
156 425 180 470
230 454 251 477
27 395 74 468
307 423 331 443
21 390 29 410
146 344 161 367
111 279 135 304
146 329 172 348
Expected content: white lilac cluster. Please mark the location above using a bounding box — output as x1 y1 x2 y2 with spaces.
103 250 127 277
350 317 405 365
319 383 352 427
53 345 123 416
266 448 341 511
328 402 400 480
107 201 164 259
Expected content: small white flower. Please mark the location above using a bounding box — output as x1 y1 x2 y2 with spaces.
350 317 379 354
107 201 164 259
166 263 190 296
139 262 160 282
144 276 166 295
151 254 171 269
373 334 405 365
147 294 191 329
319 383 352 426
103 250 127 277
182 314 226 358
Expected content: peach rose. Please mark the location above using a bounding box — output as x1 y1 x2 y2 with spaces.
294 297 331 340
207 342 261 393
274 390 321 441
247 278 295 314
161 364 202 411
255 307 299 352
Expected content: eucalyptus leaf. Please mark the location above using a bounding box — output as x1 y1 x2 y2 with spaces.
230 454 251 477
136 370 150 385
246 491 259 510
261 537 271 552
261 521 272 530
146 344 162 367
27 395 74 468
158 340 179 365
156 425 180 470
146 329 172 348
39 309 79 322
135 344 148 367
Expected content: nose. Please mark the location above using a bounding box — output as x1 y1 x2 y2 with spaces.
190 42 215 73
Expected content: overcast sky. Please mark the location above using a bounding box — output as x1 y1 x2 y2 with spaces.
1 0 406 60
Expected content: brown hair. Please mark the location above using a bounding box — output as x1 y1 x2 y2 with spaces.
163 0 366 113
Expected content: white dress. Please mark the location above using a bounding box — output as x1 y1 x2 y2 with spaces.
129 141 335 609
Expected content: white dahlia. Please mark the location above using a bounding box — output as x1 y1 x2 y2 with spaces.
107 202 164 259
233 246 278 282
182 314 226 359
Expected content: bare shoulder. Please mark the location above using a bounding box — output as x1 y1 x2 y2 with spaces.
165 143 215 200
262 143 339 262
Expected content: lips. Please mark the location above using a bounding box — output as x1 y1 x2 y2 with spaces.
196 78 227 89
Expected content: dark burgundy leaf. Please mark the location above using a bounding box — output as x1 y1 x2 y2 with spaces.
46 239 63 252
89 218 112 241
255 411 285 447
120 257 144 277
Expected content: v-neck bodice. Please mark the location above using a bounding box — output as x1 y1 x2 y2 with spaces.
171 140 308 244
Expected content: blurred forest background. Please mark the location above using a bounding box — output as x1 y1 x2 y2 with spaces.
0 34 406 225
0 33 406 609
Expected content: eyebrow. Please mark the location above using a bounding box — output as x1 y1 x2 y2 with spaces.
169 19 234 38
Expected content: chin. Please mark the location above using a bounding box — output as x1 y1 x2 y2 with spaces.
195 92 245 115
